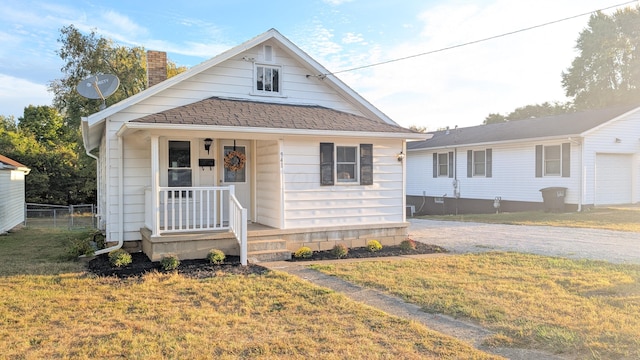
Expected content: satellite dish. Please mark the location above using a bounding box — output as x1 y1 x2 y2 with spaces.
76 74 120 109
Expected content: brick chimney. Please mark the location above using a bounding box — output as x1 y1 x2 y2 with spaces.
147 50 167 88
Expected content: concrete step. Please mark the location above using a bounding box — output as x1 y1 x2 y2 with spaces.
248 238 287 252
248 249 292 262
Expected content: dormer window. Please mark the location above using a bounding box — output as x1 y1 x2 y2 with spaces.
255 65 280 94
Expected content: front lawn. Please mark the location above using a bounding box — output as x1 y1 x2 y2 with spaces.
0 228 497 359
311 253 640 359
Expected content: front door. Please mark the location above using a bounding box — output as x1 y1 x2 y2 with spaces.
219 140 251 222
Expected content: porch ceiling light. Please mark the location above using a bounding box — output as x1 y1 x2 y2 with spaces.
204 138 213 154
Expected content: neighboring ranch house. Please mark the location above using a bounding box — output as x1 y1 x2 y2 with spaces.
81 29 426 263
0 154 30 234
406 106 640 215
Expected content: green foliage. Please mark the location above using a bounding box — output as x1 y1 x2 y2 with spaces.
331 244 349 259
484 102 573 125
562 8 640 110
108 249 132 268
160 254 180 271
66 237 95 258
207 249 226 264
399 238 417 251
366 240 383 252
294 246 313 259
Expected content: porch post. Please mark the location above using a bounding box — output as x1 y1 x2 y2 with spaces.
151 135 160 236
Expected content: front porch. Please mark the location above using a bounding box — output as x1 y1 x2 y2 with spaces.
140 219 409 263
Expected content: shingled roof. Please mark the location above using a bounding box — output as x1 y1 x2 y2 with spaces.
408 105 638 150
0 154 29 171
131 96 416 134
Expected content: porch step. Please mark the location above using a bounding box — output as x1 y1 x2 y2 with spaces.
247 238 291 262
248 239 288 252
248 249 292 262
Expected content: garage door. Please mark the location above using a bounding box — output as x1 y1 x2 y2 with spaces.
595 154 633 205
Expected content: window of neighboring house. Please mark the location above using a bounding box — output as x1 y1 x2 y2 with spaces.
535 143 570 177
255 65 280 94
433 152 454 178
466 149 492 178
168 140 192 197
438 153 449 176
544 145 561 176
320 143 373 185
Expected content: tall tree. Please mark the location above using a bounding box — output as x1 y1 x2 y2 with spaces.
562 7 640 110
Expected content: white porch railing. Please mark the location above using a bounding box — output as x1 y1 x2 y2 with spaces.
144 185 247 266
229 193 248 266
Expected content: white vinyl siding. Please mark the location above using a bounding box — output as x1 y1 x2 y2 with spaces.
283 138 403 228
0 169 26 233
255 140 282 228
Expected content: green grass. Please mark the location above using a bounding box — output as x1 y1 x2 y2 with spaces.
421 206 640 232
0 228 498 359
311 253 640 359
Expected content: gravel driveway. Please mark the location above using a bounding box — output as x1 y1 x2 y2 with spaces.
408 219 640 264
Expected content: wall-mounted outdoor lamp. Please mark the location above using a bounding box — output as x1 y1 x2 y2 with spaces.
397 151 405 162
204 138 213 154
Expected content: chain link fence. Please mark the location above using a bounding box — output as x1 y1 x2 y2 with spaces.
25 203 97 230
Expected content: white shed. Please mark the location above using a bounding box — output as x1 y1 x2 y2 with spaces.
0 154 30 234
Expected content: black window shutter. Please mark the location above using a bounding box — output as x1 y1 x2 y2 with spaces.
486 149 492 178
360 144 373 185
562 143 570 177
467 150 473 177
320 143 334 185
448 151 454 178
432 153 437 178
535 145 543 178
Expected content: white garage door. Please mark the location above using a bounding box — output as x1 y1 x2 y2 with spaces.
595 154 633 205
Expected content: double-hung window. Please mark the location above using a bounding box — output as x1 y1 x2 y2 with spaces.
535 143 570 177
320 143 373 185
466 149 492 178
255 65 280 94
432 152 454 177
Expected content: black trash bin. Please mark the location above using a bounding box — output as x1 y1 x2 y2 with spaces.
539 187 567 212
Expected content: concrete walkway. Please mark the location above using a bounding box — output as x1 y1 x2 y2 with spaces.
263 222 639 359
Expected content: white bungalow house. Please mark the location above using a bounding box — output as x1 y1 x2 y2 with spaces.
0 154 30 234
81 29 427 263
406 105 640 215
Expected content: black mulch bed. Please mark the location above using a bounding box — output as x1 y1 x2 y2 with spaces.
288 242 447 262
87 243 447 279
87 252 268 279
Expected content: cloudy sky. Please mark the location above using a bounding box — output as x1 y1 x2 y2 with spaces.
0 0 633 130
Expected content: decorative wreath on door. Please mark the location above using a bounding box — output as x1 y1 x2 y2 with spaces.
224 150 246 172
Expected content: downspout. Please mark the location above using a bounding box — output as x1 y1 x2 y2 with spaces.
92 133 124 255
579 136 585 212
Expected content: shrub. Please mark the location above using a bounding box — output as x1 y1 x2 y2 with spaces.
294 246 313 259
366 240 383 252
108 249 132 268
400 238 417 251
207 249 226 264
160 254 180 271
331 243 349 259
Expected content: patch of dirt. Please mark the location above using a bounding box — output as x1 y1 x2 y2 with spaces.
87 252 268 279
288 242 447 261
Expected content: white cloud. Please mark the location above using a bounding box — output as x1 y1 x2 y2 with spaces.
345 0 610 130
0 74 53 118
